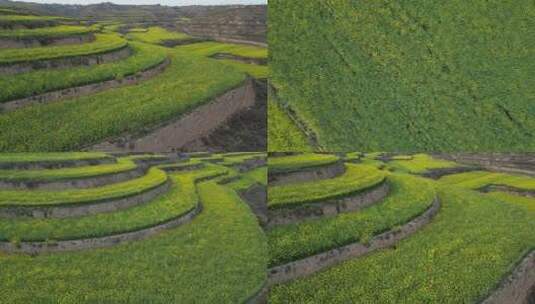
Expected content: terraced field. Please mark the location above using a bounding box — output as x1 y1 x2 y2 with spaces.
268 0 535 152
0 8 268 152
261 152 534 303
0 151 268 303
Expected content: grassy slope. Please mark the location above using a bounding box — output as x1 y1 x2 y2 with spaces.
268 98 312 152
0 166 225 242
175 41 267 59
0 42 167 103
268 153 339 173
269 0 535 151
439 170 535 190
270 185 535 303
127 26 190 44
0 180 267 303
0 157 135 181
268 173 436 266
0 25 92 38
0 152 108 162
0 33 126 63
268 163 385 208
0 167 167 206
0 45 246 151
176 41 269 79
226 166 267 191
387 154 461 173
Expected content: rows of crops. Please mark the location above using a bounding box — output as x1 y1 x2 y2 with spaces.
0 7 269 152
268 0 535 152
0 152 269 303
264 152 534 303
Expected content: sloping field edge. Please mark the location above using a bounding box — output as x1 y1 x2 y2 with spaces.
481 250 535 304
267 197 440 285
0 201 201 254
478 184 535 198
0 178 170 219
210 53 267 65
269 86 322 151
0 45 131 75
266 179 390 228
0 156 115 170
268 160 345 186
0 32 94 49
0 164 148 190
0 57 170 112
90 78 257 152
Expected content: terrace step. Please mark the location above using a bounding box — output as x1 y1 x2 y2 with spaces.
266 179 389 228
478 184 535 198
210 52 267 65
0 199 201 254
0 164 148 190
0 177 170 219
267 197 440 286
0 155 116 170
268 160 345 186
0 32 95 49
90 78 257 152
0 45 131 75
0 57 170 112
481 250 535 304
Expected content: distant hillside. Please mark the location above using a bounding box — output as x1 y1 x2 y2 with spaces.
0 0 266 43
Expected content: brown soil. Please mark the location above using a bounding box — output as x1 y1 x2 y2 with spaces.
170 78 267 152
481 250 535 304
90 78 258 152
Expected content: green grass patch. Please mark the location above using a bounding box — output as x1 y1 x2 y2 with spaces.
0 167 167 207
175 41 268 78
268 153 339 173
0 33 126 64
0 157 136 182
0 15 69 28
127 26 190 44
0 152 109 163
0 178 267 303
226 166 267 191
0 44 247 151
439 170 535 190
216 59 268 79
269 0 535 151
0 25 93 39
268 163 385 208
269 185 535 303
386 154 461 173
0 42 167 103
0 165 226 242
268 173 436 266
268 98 312 152
176 41 267 59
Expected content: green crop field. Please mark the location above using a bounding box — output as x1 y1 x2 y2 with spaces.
175 41 269 79
0 152 269 303
0 8 266 152
264 152 534 303
0 42 167 103
0 33 126 64
0 25 93 39
269 0 535 152
127 26 191 44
